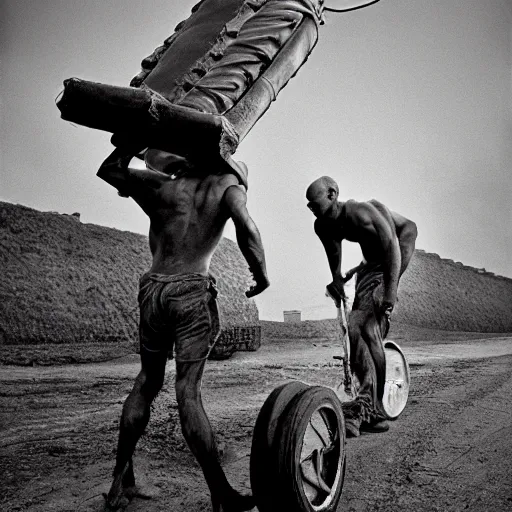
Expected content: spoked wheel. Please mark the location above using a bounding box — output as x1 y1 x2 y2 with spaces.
275 386 346 512
250 381 310 512
382 340 410 420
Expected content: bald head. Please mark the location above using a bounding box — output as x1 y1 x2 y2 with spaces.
306 176 340 218
306 176 339 199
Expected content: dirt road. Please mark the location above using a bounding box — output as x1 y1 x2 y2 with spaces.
1 337 511 512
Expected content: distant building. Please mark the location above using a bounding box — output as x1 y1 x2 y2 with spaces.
283 310 301 323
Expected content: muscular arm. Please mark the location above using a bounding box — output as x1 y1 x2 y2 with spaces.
223 185 269 298
98 149 170 214
123 159 171 215
99 148 194 210
314 220 346 304
315 220 343 281
343 260 366 283
391 212 418 276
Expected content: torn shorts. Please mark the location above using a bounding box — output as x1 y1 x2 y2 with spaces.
138 272 220 363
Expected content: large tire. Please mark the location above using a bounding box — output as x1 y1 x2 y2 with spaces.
275 386 346 512
250 381 310 512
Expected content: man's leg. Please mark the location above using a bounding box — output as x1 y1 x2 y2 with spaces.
343 314 376 436
358 318 389 432
360 282 393 417
105 350 167 510
343 305 389 435
361 316 387 407
175 358 254 512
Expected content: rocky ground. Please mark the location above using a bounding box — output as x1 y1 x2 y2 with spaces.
1 333 511 512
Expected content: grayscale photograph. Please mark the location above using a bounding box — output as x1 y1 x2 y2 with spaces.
1 1 511 511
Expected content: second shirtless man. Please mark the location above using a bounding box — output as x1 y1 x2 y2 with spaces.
306 176 417 438
100 148 269 512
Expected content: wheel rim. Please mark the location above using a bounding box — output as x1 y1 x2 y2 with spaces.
299 403 344 510
382 340 410 419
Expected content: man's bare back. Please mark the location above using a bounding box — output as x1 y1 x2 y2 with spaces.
145 173 238 275
333 199 413 263
117 149 268 295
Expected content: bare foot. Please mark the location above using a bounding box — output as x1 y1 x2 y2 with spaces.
124 486 154 501
103 461 153 510
102 486 154 511
102 491 129 512
212 492 255 512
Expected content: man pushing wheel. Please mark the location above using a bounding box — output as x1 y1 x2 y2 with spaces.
306 176 417 438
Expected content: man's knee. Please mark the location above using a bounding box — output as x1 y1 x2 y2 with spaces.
137 353 166 397
175 371 201 406
348 313 362 342
361 324 384 355
348 320 358 341
145 379 164 403
139 365 165 394
121 401 147 430
348 322 366 359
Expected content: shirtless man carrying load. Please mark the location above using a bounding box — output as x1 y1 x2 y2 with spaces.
102 149 269 512
306 176 417 438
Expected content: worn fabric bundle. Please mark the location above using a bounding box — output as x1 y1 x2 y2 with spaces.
57 0 324 188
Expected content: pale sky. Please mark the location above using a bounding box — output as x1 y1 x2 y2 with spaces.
1 0 511 320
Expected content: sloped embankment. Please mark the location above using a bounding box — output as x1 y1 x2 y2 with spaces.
0 202 258 347
394 250 512 332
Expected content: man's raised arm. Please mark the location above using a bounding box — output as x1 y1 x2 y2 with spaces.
223 185 269 298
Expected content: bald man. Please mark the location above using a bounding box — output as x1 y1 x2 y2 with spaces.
306 176 417 437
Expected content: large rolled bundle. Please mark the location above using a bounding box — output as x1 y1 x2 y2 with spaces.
57 0 324 187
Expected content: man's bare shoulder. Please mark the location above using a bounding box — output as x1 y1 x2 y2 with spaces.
367 199 414 229
390 210 416 233
345 199 376 225
185 172 240 203
367 200 417 237
345 198 375 213
215 175 249 219
214 173 246 199
206 172 241 194
367 198 388 210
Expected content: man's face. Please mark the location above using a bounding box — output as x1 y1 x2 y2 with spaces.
306 185 333 218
